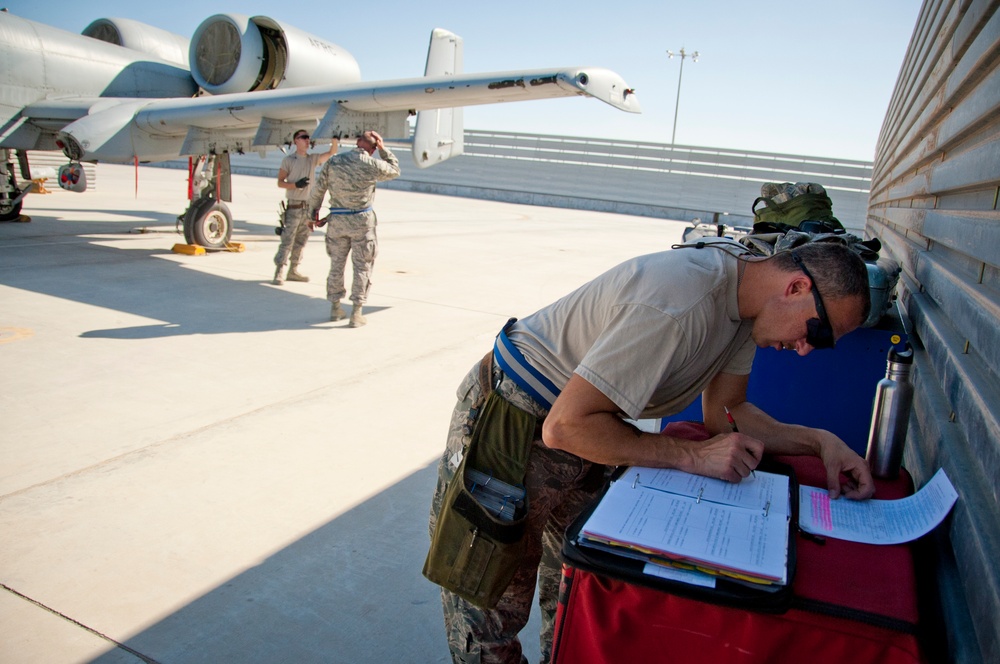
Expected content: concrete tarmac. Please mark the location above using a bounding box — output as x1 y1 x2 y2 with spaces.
0 163 687 663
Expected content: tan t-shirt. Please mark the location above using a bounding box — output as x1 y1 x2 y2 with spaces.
508 238 755 420
281 152 328 203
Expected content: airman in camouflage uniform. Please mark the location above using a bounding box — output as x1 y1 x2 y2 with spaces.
308 130 400 327
429 360 606 664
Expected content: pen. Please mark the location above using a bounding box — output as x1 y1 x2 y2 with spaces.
725 406 755 478
724 406 738 432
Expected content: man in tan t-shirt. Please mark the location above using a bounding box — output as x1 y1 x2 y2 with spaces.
427 238 876 664
271 129 338 285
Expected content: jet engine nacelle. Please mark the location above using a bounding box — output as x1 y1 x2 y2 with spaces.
82 17 191 67
189 14 362 95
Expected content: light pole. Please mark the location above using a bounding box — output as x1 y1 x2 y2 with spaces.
666 47 699 146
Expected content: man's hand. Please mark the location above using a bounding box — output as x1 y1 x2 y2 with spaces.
294 177 310 189
815 432 875 499
684 432 764 483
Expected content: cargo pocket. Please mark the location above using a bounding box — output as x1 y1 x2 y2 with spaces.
423 390 536 608
363 227 378 263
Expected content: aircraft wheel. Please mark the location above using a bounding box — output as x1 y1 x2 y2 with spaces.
183 198 232 249
0 170 22 221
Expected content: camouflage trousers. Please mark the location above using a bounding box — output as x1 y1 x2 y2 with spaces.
273 206 311 268
429 358 605 664
324 212 378 305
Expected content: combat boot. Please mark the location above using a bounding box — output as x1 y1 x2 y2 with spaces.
330 302 347 321
286 268 309 282
272 265 285 285
349 303 366 328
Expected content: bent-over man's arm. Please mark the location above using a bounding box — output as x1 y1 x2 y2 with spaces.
542 373 762 483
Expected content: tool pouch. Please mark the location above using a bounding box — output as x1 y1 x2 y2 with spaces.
275 201 287 236
423 382 537 609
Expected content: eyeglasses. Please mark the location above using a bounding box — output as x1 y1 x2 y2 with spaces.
294 134 310 141
791 252 835 349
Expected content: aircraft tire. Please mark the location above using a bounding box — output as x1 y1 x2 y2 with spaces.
183 198 232 249
0 170 22 221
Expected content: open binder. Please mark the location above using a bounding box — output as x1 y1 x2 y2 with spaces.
562 460 798 611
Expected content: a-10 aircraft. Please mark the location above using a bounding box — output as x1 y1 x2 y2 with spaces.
0 11 640 248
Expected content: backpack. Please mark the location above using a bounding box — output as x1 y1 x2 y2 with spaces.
740 182 902 328
751 182 845 234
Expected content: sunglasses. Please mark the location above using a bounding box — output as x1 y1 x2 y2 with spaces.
791 252 835 349
294 134 310 141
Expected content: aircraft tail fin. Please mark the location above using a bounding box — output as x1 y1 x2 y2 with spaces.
412 29 465 169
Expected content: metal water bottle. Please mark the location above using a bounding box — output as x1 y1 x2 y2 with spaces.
865 343 915 479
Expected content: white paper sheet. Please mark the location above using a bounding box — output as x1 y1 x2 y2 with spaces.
580 467 791 583
798 468 958 544
628 467 789 517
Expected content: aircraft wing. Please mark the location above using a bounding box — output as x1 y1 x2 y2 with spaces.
43 66 639 163
0 13 641 241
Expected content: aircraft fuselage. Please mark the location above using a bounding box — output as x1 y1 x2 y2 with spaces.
0 13 197 155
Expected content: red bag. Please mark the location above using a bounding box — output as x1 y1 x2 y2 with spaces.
551 424 926 664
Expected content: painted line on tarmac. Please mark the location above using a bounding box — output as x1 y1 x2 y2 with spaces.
0 327 33 344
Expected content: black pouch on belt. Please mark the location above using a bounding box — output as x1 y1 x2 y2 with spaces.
422 382 536 609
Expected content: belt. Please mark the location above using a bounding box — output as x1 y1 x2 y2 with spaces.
327 206 373 215
286 202 307 209
492 318 560 411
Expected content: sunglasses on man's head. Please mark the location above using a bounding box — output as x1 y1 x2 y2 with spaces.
791 252 836 349
294 134 310 140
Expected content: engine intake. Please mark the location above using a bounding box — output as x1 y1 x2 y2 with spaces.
189 14 361 95
82 17 190 67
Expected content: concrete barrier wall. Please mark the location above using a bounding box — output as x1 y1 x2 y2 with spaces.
389 133 873 232
23 152 98 190
206 132 873 233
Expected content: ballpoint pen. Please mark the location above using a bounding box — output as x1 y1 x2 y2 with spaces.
725 406 755 478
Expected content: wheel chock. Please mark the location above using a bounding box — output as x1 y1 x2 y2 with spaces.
170 242 244 255
30 179 51 194
172 243 206 255
1 214 31 223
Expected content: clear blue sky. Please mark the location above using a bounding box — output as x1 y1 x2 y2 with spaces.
8 0 921 161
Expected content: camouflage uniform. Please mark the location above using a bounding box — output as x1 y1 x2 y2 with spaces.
274 151 327 271
307 145 400 307
429 359 606 664
274 206 311 268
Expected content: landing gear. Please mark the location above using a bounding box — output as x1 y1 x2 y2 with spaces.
182 196 232 249
181 153 234 249
0 152 23 222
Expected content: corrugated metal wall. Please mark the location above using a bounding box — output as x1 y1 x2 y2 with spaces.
866 0 1000 661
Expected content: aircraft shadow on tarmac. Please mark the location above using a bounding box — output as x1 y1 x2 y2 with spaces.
1 211 386 339
86 462 540 664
